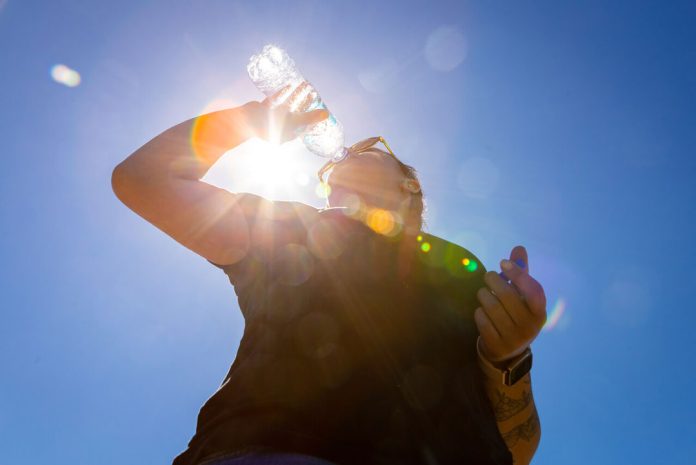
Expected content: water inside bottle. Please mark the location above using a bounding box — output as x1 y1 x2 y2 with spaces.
247 44 347 159
247 44 301 96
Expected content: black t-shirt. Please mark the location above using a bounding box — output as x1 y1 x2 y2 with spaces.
172 194 512 465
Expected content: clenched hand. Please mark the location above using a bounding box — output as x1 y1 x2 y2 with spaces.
474 245 547 365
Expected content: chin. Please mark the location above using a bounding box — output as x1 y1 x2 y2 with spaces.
327 187 352 207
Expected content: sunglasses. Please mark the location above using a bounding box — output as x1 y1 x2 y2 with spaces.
316 136 396 183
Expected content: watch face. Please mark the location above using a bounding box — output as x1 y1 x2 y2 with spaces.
506 352 533 386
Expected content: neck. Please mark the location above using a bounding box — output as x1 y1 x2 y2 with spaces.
327 192 420 237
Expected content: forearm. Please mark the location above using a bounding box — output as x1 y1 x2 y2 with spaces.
114 104 257 181
478 346 541 464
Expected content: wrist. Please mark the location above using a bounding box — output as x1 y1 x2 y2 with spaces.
476 336 533 385
477 336 525 367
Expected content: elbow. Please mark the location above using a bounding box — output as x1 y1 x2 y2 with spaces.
111 163 130 202
111 161 144 205
507 412 542 465
523 420 542 465
528 433 541 464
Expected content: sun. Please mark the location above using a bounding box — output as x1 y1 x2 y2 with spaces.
201 137 324 203
238 139 299 190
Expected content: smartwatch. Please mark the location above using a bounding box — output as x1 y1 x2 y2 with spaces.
476 336 533 386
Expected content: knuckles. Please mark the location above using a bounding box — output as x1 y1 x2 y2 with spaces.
476 287 490 301
484 271 500 285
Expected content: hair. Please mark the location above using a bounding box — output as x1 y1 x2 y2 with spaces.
371 147 427 235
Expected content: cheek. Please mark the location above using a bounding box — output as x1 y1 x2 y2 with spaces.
326 183 362 211
327 185 347 204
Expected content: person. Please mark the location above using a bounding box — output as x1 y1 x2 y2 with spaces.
111 84 547 465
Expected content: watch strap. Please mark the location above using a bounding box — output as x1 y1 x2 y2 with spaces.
476 336 533 386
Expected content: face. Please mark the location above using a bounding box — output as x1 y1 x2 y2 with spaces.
326 149 409 211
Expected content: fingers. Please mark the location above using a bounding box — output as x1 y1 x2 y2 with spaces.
498 245 528 281
510 245 529 273
483 271 543 339
475 285 532 362
291 108 329 127
287 81 311 111
474 306 503 351
477 284 516 330
296 86 317 112
473 247 548 362
274 107 326 142
256 82 330 143
474 294 520 364
499 258 547 321
484 271 526 326
263 84 293 107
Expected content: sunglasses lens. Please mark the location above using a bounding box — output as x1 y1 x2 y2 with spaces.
350 136 379 153
320 136 396 182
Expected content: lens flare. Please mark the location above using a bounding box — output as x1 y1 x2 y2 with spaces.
315 182 331 198
420 242 431 253
461 257 478 272
50 64 81 87
340 193 364 219
366 208 400 236
307 220 346 260
277 243 314 286
542 298 567 331
190 105 238 164
425 26 468 71
358 58 400 94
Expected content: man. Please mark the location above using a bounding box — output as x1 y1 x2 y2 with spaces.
112 87 546 465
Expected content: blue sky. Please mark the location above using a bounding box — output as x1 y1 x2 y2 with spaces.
1 0 694 463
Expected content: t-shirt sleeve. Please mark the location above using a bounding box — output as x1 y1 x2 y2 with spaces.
205 192 319 284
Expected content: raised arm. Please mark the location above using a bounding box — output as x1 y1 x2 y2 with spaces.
111 87 328 265
473 246 547 464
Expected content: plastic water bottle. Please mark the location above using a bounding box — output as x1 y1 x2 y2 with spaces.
247 44 348 161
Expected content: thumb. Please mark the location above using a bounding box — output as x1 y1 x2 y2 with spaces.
509 245 529 273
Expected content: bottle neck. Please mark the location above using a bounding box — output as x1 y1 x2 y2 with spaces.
331 147 349 162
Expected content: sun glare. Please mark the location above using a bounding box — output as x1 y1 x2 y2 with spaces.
233 139 303 192
202 138 325 204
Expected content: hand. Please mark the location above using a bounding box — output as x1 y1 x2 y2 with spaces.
474 245 547 366
243 82 329 144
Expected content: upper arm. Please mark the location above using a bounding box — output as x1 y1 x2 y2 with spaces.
111 164 318 266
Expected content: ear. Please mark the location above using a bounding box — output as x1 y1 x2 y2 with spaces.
401 178 421 194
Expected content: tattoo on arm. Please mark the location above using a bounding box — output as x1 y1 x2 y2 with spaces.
493 389 532 422
501 410 540 448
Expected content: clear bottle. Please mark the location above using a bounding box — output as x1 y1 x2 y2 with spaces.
247 44 348 161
